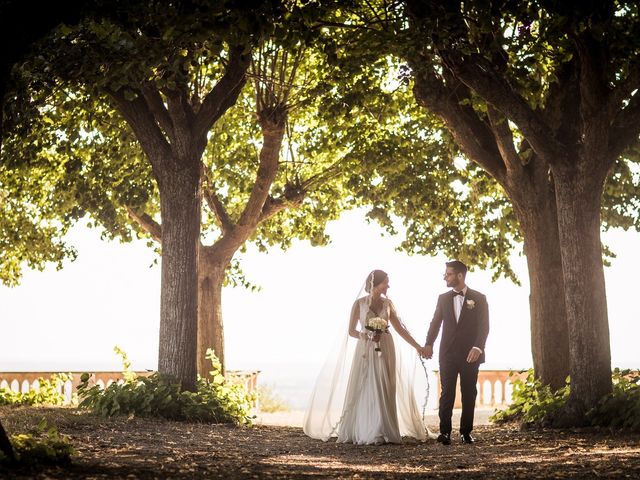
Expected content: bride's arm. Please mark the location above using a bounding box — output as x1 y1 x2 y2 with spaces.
388 301 422 351
348 300 366 340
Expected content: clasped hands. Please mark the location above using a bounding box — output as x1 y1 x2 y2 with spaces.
418 345 481 363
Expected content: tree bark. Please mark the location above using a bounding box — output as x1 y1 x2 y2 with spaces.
411 68 571 390
197 246 230 377
553 166 612 420
514 191 570 390
156 158 201 391
0 419 15 463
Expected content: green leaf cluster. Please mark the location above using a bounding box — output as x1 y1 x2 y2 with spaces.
0 418 74 466
0 374 70 407
490 369 569 427
77 348 254 424
491 368 640 432
587 369 640 431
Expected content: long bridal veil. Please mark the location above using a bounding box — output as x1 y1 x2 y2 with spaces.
302 279 432 441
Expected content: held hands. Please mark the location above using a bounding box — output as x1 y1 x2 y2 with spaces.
420 344 433 359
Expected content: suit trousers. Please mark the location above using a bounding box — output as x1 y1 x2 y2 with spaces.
438 355 480 435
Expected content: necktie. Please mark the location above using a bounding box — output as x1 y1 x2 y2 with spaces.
453 290 464 296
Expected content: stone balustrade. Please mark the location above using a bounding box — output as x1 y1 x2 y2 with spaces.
433 369 529 408
1 369 528 410
0 370 260 406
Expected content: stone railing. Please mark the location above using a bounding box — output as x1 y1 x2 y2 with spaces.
2 369 530 410
433 369 529 408
0 370 260 407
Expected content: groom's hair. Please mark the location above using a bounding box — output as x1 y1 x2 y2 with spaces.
446 260 467 276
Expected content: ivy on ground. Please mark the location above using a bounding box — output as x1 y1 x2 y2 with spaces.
78 348 254 425
491 368 640 432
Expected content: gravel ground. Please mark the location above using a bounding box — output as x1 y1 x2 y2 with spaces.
1 406 639 479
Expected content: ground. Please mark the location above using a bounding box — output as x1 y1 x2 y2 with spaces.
1 406 639 479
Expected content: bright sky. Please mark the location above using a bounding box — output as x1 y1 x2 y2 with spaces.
1 208 638 406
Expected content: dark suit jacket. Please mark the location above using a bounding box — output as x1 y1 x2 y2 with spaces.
425 288 490 364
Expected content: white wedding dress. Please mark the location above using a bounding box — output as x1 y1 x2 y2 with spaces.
303 296 428 444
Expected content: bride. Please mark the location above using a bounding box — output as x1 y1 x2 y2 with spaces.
303 269 431 444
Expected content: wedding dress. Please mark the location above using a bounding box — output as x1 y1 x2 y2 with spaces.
303 295 429 444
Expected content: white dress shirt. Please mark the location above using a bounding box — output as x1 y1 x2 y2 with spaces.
453 286 468 322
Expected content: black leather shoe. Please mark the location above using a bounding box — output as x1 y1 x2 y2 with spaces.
460 433 475 444
437 433 451 445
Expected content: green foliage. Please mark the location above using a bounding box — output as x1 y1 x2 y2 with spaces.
257 384 291 413
587 369 640 432
492 368 640 432
0 418 74 465
0 374 70 406
490 370 569 427
77 348 254 424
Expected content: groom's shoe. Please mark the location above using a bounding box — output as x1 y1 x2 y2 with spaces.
460 433 475 444
436 433 451 445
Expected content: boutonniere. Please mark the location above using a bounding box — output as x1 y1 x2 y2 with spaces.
466 299 476 309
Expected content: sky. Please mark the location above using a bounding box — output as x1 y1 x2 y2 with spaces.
1 208 638 408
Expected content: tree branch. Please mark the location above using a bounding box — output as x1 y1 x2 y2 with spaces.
487 106 524 174
574 33 611 158
163 87 196 158
141 85 175 144
202 182 234 235
194 45 251 139
237 106 287 227
258 187 305 223
411 62 506 183
441 53 564 162
609 91 640 161
105 87 172 167
126 206 162 242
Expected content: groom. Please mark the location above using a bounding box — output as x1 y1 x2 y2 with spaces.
423 260 489 445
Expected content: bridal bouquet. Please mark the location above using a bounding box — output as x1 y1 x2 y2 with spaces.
365 317 388 357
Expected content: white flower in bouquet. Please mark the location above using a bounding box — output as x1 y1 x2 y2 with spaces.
365 317 388 357
366 317 387 331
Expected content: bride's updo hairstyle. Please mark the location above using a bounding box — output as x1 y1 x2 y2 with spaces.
364 269 388 293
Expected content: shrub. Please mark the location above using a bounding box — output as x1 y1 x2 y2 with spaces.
0 418 75 466
587 368 640 432
77 348 254 425
490 369 569 427
491 368 640 432
0 374 70 407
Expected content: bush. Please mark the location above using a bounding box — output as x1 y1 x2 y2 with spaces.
587 369 640 431
0 374 70 407
77 348 254 425
490 369 569 427
491 368 640 432
0 418 75 466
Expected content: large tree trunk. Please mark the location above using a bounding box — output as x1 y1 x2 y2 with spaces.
514 191 570 390
156 159 201 392
0 419 15 462
197 246 230 377
553 167 612 421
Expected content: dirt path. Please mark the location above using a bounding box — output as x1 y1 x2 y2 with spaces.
1 407 639 479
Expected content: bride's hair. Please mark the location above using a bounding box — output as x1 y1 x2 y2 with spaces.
364 269 388 293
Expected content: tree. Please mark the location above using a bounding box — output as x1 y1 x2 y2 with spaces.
125 41 353 374
5 1 284 390
398 0 640 420
310 2 640 411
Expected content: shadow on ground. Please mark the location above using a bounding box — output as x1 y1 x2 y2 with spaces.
1 406 639 479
